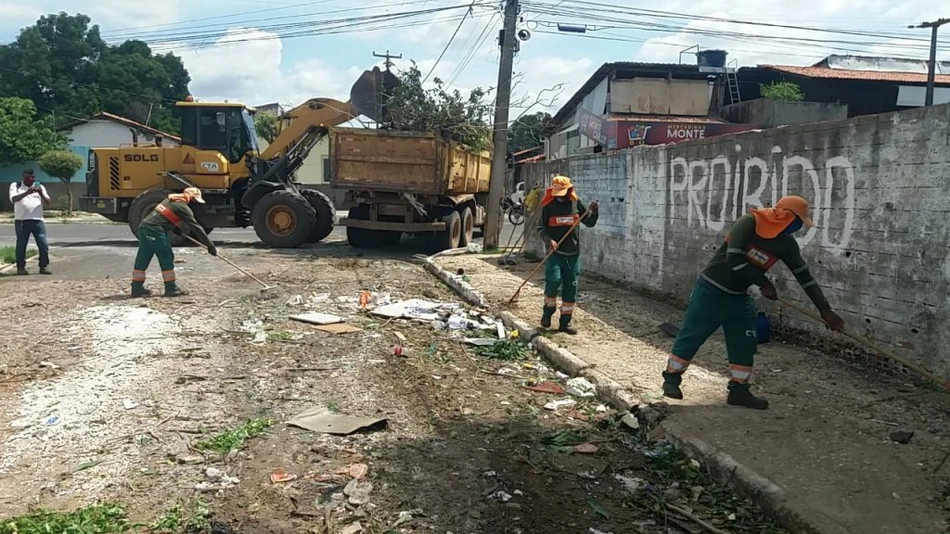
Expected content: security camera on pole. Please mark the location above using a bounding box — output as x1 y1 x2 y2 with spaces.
484 0 520 250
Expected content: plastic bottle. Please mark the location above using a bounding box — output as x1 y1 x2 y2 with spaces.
756 312 771 343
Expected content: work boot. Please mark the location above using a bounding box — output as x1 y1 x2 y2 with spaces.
662 382 684 400
130 282 152 298
558 316 577 335
164 283 188 297
16 268 28 276
727 388 770 410
540 306 556 329
39 267 52 275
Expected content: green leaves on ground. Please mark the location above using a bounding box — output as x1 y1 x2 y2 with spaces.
475 339 529 361
0 503 132 534
196 418 274 454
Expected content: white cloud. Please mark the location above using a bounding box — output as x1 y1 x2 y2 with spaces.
87 0 185 31
176 28 359 108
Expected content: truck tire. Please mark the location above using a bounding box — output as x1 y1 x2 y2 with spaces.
251 190 316 248
429 211 462 252
128 188 211 247
459 206 474 247
345 204 387 248
300 188 336 243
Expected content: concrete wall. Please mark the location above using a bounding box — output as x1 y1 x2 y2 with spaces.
722 99 849 128
522 103 950 381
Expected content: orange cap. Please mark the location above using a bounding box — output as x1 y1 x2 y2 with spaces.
775 195 812 228
550 175 573 197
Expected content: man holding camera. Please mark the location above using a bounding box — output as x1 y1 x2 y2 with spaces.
8 169 52 275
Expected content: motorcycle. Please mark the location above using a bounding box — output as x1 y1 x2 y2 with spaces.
501 197 525 225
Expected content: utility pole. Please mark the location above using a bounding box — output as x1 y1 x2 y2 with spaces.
484 0 519 250
373 50 402 71
910 18 949 106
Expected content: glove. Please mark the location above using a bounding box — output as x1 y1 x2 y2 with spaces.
172 227 183 236
208 245 218 257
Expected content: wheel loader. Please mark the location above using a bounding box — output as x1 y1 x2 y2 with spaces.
79 67 399 247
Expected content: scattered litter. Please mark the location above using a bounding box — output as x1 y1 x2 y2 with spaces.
466 242 483 253
595 404 608 413
288 407 387 436
489 491 512 503
496 321 506 339
347 463 369 479
286 294 304 306
544 399 577 411
621 413 641 430
392 511 414 528
590 529 615 534
45 415 60 426
393 346 407 357
343 478 374 505
196 467 240 491
290 312 344 326
483 471 497 477
394 332 407 342
555 371 569 380
527 382 566 395
38 361 60 370
586 497 609 519
448 314 480 330
373 299 457 321
574 442 599 454
513 489 524 496
72 459 103 473
123 399 140 410
644 440 673 458
241 319 267 344
314 323 363 335
614 474 646 492
341 521 363 534
890 430 914 444
689 459 701 470
270 468 297 484
565 377 597 398
463 338 497 347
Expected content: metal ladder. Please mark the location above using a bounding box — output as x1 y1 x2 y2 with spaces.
726 59 741 104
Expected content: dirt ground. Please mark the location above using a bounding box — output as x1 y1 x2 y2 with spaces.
0 247 787 534
433 253 950 534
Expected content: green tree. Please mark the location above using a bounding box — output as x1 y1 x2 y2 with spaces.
760 81 805 102
385 64 492 152
0 12 191 133
507 112 550 154
37 149 84 213
254 111 279 144
0 97 65 165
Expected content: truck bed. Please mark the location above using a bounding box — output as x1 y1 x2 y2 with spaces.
329 127 491 196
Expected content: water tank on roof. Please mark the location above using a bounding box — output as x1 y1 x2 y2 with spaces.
697 49 728 68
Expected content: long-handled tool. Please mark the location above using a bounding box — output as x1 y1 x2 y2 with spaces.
778 297 949 391
183 234 273 290
505 203 595 306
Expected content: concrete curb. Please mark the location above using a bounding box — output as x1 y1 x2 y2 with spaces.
424 253 826 534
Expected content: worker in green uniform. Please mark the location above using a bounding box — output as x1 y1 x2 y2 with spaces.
536 175 599 335
662 195 845 410
131 187 217 297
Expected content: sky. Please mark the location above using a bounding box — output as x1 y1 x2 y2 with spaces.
1 0 947 116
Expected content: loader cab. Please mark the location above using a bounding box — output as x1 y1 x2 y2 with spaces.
176 101 259 164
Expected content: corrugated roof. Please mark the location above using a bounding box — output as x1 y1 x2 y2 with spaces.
759 64 950 84
606 113 726 124
60 112 182 142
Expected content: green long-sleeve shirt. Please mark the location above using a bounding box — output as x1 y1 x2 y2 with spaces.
700 214 831 311
140 199 214 249
536 198 598 256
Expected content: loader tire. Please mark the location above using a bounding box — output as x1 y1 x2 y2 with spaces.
345 204 386 249
129 188 211 247
251 190 316 248
301 188 336 243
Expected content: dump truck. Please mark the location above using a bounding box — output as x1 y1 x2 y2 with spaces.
330 127 492 251
79 67 399 247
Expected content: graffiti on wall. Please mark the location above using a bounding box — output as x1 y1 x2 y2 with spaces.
668 144 856 253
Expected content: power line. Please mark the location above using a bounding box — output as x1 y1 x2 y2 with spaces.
447 12 500 86
424 1 477 83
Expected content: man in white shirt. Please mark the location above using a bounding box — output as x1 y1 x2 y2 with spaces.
8 169 52 275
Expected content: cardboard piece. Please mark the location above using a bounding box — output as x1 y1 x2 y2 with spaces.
288 407 387 435
314 323 363 335
290 312 345 326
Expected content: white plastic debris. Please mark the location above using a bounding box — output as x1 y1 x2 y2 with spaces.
565 377 597 398
489 491 512 503
621 413 640 430
466 242 483 253
544 399 577 411
614 474 646 493
123 399 140 410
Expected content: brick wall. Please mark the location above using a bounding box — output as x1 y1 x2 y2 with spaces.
526 103 950 380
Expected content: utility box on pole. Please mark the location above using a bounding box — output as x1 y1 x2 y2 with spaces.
484 0 519 250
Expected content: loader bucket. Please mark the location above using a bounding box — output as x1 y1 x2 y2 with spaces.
350 67 400 124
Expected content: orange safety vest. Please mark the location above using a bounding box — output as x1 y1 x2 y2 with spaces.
154 203 183 226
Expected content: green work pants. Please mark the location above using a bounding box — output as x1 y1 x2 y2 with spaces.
663 278 757 391
132 225 179 291
543 253 580 327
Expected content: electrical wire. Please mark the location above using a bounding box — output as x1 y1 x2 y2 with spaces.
446 11 500 87
424 1 477 83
